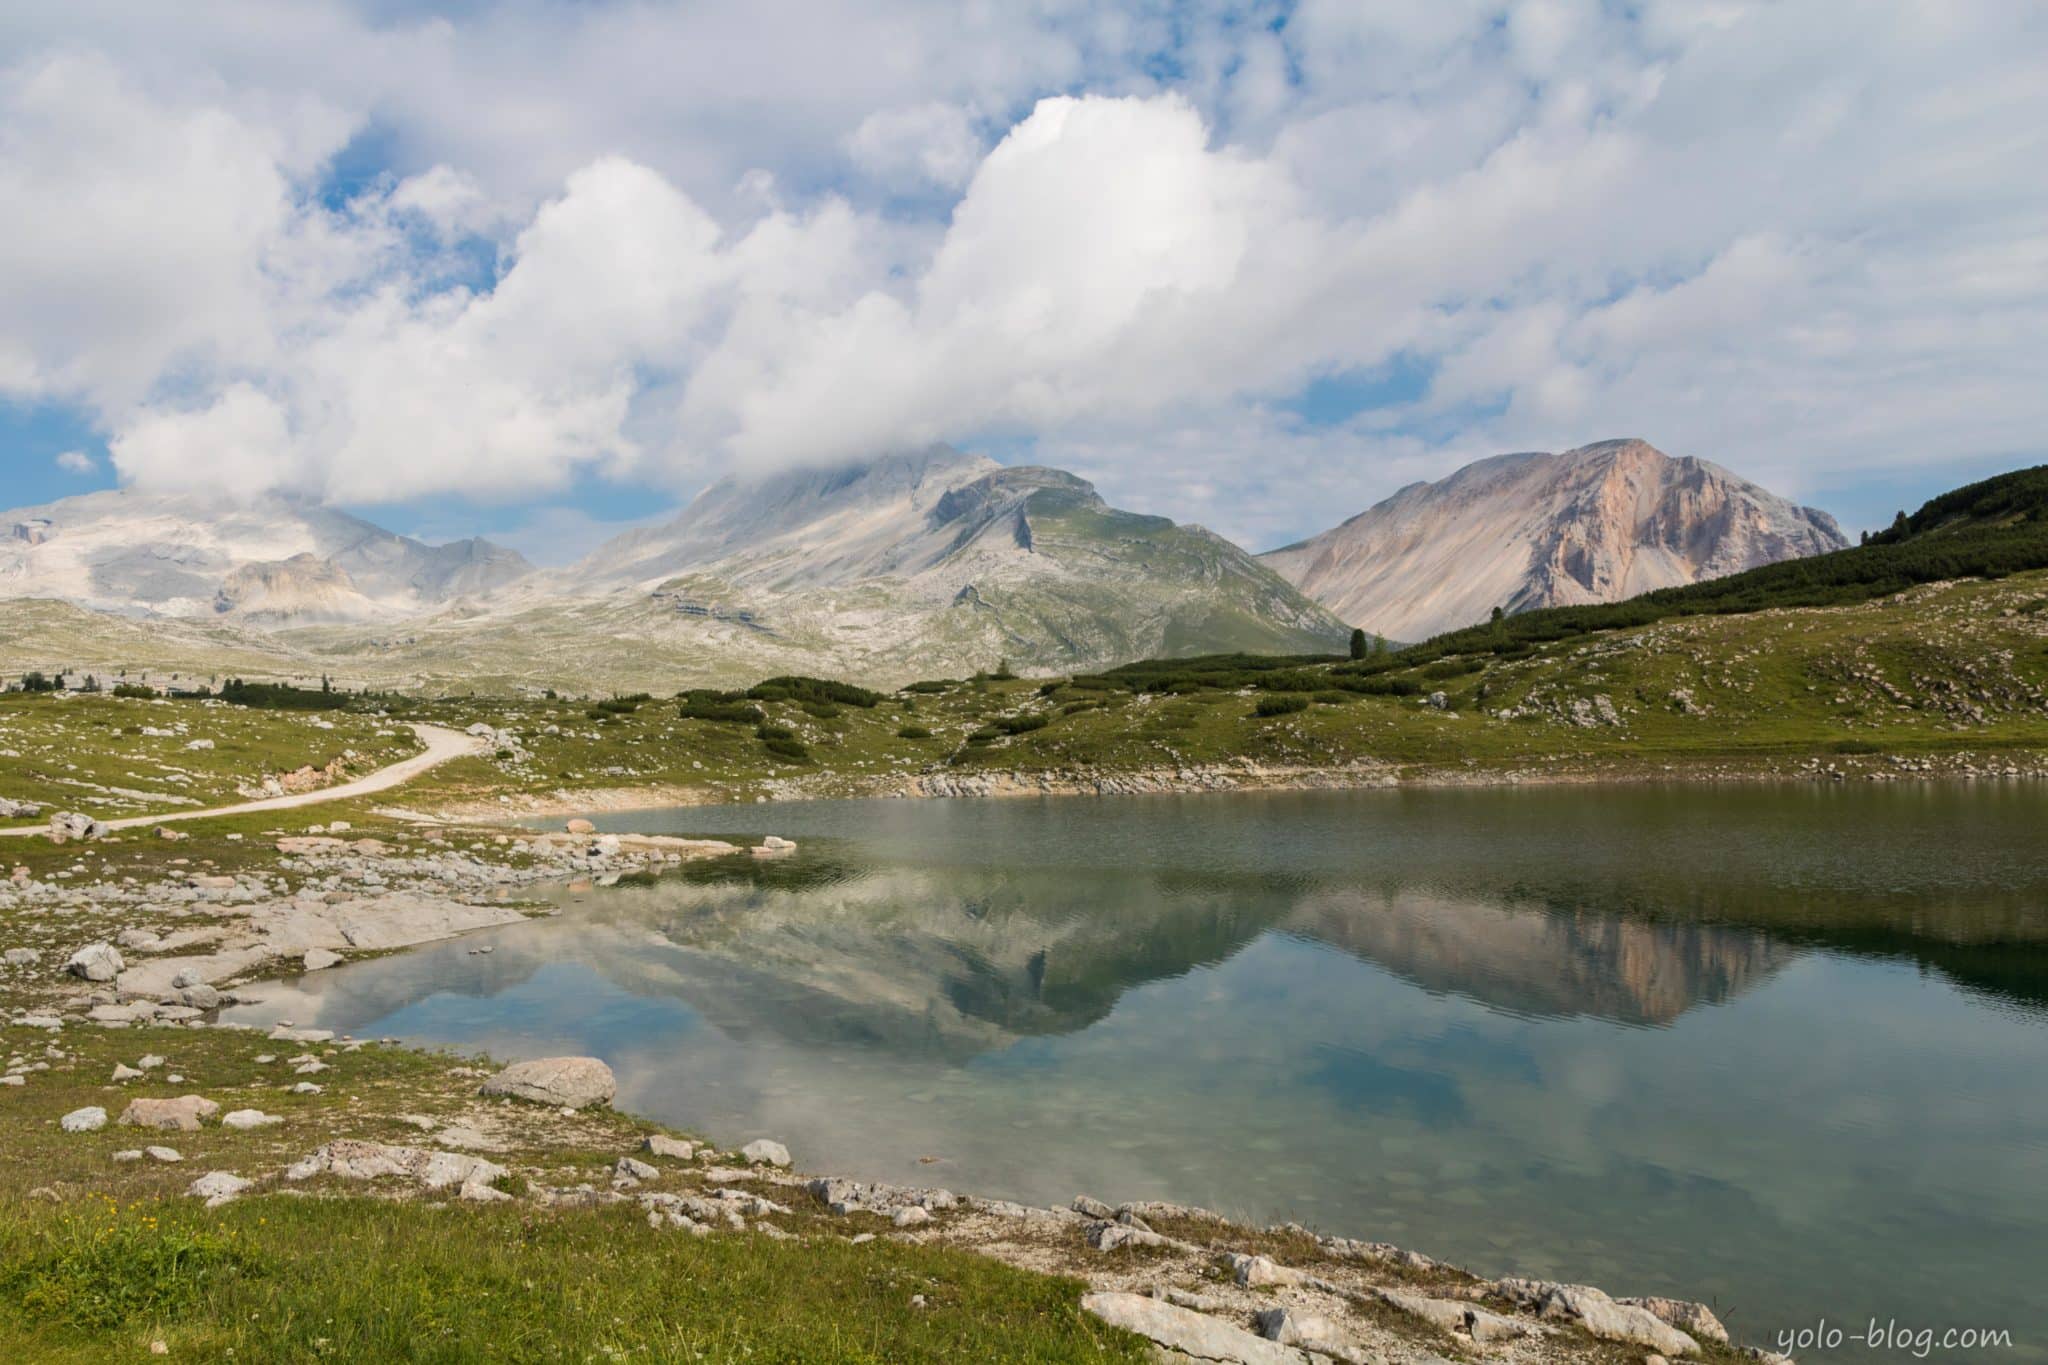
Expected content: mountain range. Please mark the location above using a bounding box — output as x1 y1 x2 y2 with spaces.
0 439 1844 689
3 490 533 624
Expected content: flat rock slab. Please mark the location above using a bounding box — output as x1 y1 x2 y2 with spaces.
119 1096 220 1132
1081 1293 1307 1365
287 1139 506 1191
60 1106 107 1133
480 1056 615 1109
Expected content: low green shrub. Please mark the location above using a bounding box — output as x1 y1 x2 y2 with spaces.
1254 694 1310 718
680 700 765 724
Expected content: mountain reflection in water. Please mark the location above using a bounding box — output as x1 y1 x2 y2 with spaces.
227 785 2048 1362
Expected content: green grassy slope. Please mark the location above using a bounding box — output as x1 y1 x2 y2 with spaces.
1419 462 2048 656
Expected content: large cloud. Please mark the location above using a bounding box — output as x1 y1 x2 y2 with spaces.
1 0 2045 538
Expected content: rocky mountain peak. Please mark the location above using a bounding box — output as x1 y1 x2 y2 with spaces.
1261 439 1846 641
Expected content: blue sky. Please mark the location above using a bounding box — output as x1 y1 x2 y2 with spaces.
3 1 2044 558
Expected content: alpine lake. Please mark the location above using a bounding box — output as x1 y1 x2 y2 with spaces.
225 784 2048 1360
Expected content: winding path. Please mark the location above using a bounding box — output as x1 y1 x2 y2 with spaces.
0 723 485 838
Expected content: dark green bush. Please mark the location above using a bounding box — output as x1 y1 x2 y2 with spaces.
896 724 933 739
111 683 158 699
756 723 795 741
680 700 765 724
747 676 882 708
761 737 811 762
1254 694 1310 718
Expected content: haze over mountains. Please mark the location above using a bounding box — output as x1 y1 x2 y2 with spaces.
0 439 1847 688
3 490 533 624
1261 439 1848 642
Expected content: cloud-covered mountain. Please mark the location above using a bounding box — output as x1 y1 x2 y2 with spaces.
1261 439 1848 642
552 445 1351 674
1 489 533 624
0 450 1349 687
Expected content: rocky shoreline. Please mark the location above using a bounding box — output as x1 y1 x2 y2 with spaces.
433 746 2048 828
0 814 1806 1364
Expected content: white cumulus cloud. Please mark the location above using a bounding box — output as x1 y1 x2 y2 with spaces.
0 0 2043 541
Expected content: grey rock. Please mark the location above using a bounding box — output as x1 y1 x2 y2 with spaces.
1227 1253 1305 1288
303 948 342 971
641 1134 697 1160
188 1171 252 1206
1255 1307 1375 1364
4 947 40 966
1088 1221 1173 1251
479 1056 615 1109
1619 1296 1730 1345
1080 1292 1307 1364
1376 1289 1538 1344
740 1138 791 1168
65 942 125 981
1497 1279 1699 1356
49 811 109 842
615 1156 659 1182
285 1139 506 1191
118 1095 220 1132
145 1146 183 1162
221 1109 280 1130
60 1105 107 1133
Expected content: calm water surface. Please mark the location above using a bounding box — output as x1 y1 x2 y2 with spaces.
227 786 2048 1358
